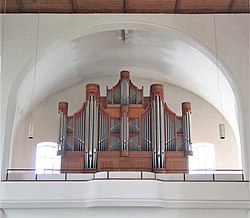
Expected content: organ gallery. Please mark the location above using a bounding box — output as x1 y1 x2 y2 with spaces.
57 71 193 172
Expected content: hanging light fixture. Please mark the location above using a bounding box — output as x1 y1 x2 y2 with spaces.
122 29 128 42
213 7 225 140
219 123 225 139
28 3 40 140
28 123 35 139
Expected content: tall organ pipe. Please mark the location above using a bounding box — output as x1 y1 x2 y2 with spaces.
85 100 90 168
98 113 102 151
151 100 156 168
84 83 100 170
94 99 99 168
121 112 129 150
148 113 151 150
150 84 165 170
58 102 68 151
58 112 63 150
160 100 165 164
145 116 148 150
182 102 192 153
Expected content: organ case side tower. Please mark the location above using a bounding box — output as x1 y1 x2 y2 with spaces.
57 71 192 172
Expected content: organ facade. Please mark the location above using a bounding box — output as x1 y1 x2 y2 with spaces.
57 71 192 172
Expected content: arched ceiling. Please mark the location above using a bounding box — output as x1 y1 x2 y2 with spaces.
15 29 239 151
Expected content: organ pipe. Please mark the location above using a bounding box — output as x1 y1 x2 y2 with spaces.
150 84 166 169
121 111 129 151
58 102 68 151
182 102 192 153
83 84 100 169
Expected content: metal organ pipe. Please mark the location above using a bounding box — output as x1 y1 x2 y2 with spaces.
83 83 100 170
160 100 165 165
150 84 166 170
89 96 93 167
182 102 192 153
165 114 168 151
121 115 124 150
151 100 156 168
186 111 192 150
93 99 98 168
99 113 108 151
142 112 151 151
79 115 82 151
121 112 129 150
101 115 104 151
58 112 63 150
80 113 82 151
98 113 102 151
58 102 68 152
145 115 148 150
148 113 151 150
85 100 90 168
156 96 161 168
126 116 129 149
81 113 85 151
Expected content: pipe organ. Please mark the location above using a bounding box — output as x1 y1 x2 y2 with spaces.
57 71 192 172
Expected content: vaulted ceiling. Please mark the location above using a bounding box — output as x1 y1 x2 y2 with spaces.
0 0 249 14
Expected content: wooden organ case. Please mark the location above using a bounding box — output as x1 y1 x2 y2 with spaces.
57 71 192 173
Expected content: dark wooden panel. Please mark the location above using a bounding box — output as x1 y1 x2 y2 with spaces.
65 151 85 157
77 0 124 13
61 150 189 172
62 157 84 170
0 1 20 13
128 0 176 13
105 106 121 117
165 151 188 172
179 0 231 12
98 151 152 170
233 0 249 12
0 0 248 13
22 4 73 13
166 151 185 158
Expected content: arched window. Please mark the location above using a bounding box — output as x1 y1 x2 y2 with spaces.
189 142 216 174
35 142 61 174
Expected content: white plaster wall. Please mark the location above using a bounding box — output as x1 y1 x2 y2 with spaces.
10 76 239 169
1 181 249 218
3 208 249 218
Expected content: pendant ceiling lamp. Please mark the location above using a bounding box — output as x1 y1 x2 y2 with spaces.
213 7 225 140
28 1 40 140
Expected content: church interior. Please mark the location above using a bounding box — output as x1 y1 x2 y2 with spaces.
0 1 249 217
